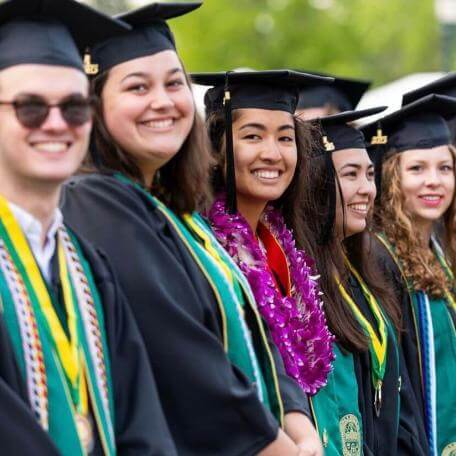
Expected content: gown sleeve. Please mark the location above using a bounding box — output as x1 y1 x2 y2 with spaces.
62 175 280 456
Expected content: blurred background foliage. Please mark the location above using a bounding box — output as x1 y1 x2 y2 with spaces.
86 1 454 85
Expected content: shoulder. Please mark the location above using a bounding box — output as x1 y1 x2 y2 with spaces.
62 173 154 224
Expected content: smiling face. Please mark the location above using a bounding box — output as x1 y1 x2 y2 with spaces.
0 64 91 191
332 148 376 238
399 146 455 225
232 108 297 218
101 50 195 184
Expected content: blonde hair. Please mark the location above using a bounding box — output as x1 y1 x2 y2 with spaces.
378 147 456 297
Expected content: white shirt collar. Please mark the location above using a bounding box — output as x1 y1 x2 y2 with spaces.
9 202 63 282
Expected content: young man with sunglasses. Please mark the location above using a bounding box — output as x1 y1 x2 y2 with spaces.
0 1 176 455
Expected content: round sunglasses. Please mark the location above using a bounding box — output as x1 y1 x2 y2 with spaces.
0 94 94 129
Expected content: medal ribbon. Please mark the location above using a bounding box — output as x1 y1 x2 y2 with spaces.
336 259 388 413
0 196 85 413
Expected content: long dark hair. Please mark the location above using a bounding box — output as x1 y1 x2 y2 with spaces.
206 108 317 251
86 66 213 215
299 143 401 351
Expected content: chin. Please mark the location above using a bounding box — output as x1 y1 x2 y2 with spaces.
345 221 366 237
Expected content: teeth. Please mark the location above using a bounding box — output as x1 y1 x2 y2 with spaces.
143 119 173 129
349 203 368 212
253 170 280 179
421 195 440 201
32 142 68 153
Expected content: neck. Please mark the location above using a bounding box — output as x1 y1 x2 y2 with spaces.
236 196 267 233
0 179 60 246
414 217 433 246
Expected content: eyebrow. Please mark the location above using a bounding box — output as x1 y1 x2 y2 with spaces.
239 123 295 132
120 67 183 83
339 162 374 170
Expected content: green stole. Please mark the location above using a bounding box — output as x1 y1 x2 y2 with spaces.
114 173 284 425
310 345 363 456
376 233 456 455
0 203 115 455
310 266 399 456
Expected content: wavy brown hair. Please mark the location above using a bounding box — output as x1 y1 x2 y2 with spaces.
377 148 456 297
85 67 213 215
206 109 317 250
299 142 401 352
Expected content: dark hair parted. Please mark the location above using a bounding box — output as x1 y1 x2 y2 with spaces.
206 108 317 251
87 68 213 215
299 144 401 352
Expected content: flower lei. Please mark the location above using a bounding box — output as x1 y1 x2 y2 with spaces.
207 196 335 395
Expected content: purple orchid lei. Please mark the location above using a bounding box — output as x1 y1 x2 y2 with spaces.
207 196 335 395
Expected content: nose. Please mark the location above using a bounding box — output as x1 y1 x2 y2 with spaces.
358 176 377 199
148 86 174 111
424 168 441 187
40 106 68 131
259 137 282 162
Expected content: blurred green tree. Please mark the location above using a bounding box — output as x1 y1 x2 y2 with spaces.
169 0 442 86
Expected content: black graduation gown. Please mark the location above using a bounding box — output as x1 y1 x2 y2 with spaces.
372 238 430 455
0 229 176 455
61 173 310 456
349 275 428 456
48 234 177 455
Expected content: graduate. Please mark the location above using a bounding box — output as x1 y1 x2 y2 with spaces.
62 3 321 454
0 0 176 454
192 70 335 396
297 107 427 455
295 73 370 120
362 94 456 456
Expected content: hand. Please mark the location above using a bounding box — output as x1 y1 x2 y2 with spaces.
284 412 324 456
297 437 323 456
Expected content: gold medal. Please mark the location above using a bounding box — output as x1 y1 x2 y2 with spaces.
76 413 94 453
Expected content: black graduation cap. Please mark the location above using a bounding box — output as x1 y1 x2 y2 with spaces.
361 94 456 153
91 2 202 74
191 70 334 213
296 72 371 112
313 106 386 245
317 106 387 154
402 73 456 105
0 0 129 73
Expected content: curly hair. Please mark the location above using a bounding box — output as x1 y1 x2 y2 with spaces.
84 65 213 215
378 148 456 297
206 109 318 251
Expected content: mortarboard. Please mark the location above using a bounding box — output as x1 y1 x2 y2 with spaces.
296 72 371 112
361 94 456 153
191 70 334 213
361 94 456 204
402 73 456 105
90 2 202 74
0 0 129 74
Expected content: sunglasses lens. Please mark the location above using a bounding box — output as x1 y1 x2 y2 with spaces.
15 100 48 128
61 100 92 127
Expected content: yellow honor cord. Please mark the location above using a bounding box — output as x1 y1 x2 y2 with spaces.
336 260 388 366
0 196 81 392
184 215 234 286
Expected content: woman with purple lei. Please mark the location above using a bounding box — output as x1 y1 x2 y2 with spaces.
193 71 335 444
